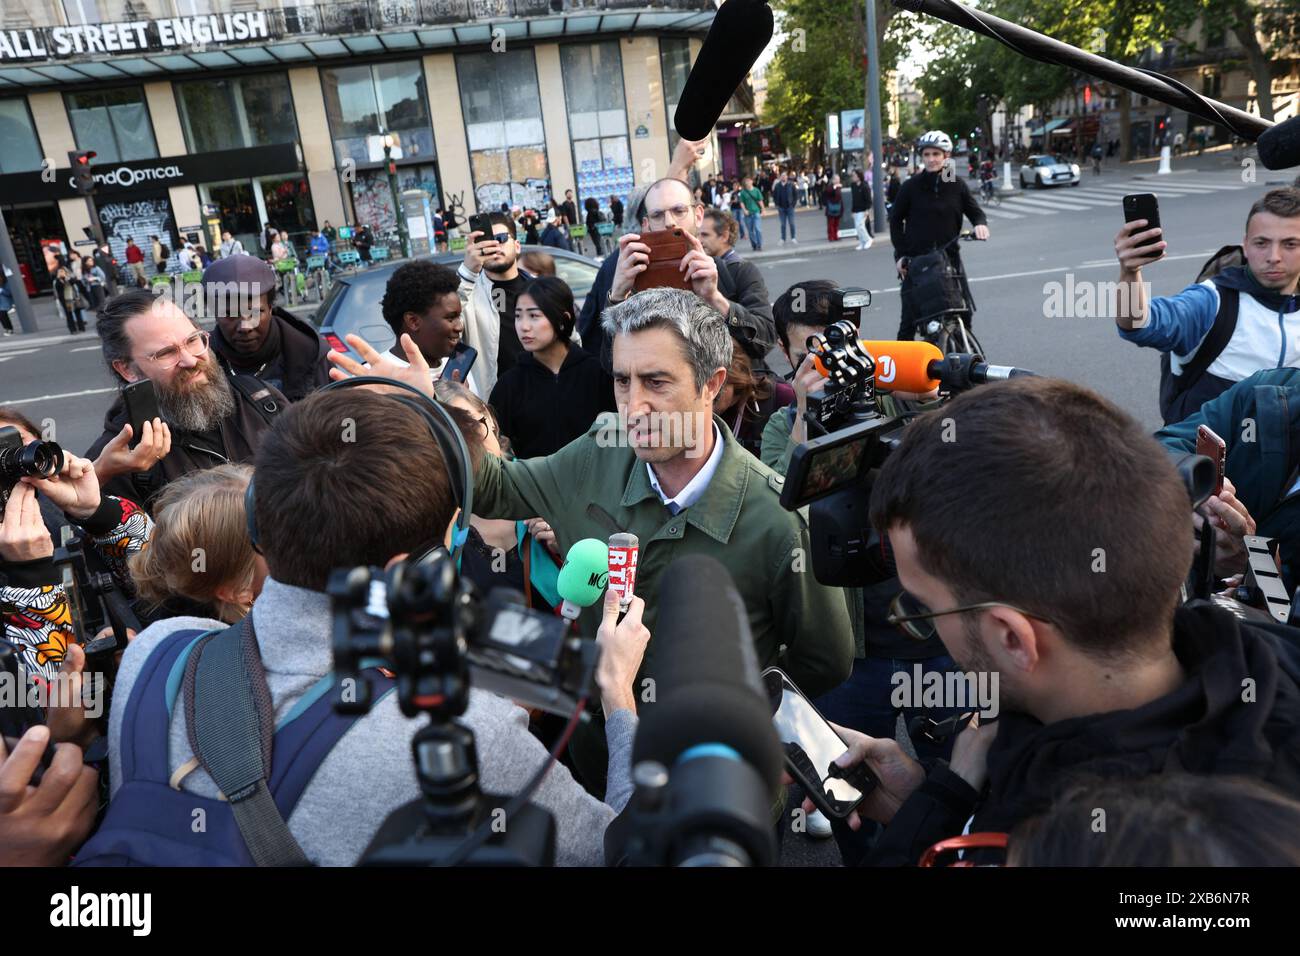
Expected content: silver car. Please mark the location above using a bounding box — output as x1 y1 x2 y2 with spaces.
1019 154 1081 189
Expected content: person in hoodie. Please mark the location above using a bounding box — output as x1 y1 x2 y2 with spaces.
807 376 1300 867
538 211 572 252
488 276 614 460
1114 186 1300 425
204 254 331 403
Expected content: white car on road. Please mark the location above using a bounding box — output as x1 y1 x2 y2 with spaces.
1019 154 1081 188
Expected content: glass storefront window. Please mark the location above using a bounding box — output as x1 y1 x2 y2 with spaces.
66 87 158 164
458 49 550 212
177 74 298 154
660 37 692 154
561 42 632 214
200 175 315 256
321 61 434 169
0 98 44 174
349 163 441 238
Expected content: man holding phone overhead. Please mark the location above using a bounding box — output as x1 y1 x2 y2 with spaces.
456 211 536 397
1114 186 1300 424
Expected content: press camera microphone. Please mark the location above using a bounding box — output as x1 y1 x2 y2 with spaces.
673 0 774 141
813 340 1038 392
610 555 782 866
555 538 609 623
1257 115 1300 171
607 533 639 613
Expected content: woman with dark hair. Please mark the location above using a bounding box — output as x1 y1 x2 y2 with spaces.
713 339 794 459
53 266 87 334
488 276 615 459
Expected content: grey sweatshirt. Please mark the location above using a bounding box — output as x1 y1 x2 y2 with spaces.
107 578 637 866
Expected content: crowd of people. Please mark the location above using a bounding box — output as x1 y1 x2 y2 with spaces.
3 130 1300 870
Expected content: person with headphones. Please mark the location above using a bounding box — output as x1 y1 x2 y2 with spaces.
96 385 653 866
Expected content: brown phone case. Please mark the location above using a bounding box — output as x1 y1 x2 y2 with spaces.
633 228 692 292
1196 424 1226 498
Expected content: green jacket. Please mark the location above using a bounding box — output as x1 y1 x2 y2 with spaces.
474 412 855 699
1156 367 1300 590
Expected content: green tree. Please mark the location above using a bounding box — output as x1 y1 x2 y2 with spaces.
1202 0 1300 120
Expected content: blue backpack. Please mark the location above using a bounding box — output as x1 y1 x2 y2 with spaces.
74 620 393 867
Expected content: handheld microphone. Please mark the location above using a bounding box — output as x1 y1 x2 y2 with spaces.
610 555 782 866
813 340 1038 392
673 0 774 141
555 538 609 623
1257 115 1300 171
607 533 639 613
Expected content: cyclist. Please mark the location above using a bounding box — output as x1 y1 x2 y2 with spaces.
888 130 991 341
978 158 998 202
1090 140 1104 175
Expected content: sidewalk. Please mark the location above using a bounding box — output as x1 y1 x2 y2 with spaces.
736 206 882 261
0 294 86 352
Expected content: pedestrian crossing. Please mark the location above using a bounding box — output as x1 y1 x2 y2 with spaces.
978 174 1254 220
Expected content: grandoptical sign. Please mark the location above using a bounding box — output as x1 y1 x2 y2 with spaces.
0 12 270 62
0 143 301 204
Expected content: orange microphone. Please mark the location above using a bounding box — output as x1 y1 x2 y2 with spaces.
812 340 946 393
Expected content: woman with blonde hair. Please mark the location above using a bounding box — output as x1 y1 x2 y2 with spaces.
128 463 266 623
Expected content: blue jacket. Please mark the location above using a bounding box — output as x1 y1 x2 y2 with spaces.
539 225 572 251
1157 367 1300 589
1120 265 1300 383
772 180 797 209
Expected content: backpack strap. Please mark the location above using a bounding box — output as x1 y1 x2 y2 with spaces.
185 619 311 867
1177 285 1240 391
117 628 213 786
227 373 284 429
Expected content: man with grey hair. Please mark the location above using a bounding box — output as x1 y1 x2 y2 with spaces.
332 286 854 793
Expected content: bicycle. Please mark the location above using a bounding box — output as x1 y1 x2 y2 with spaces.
304 254 331 303
979 177 1001 206
901 230 986 358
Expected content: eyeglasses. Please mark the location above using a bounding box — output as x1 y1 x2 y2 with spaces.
645 203 700 225
887 589 1055 642
144 330 210 369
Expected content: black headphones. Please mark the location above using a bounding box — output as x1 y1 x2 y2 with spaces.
244 376 474 560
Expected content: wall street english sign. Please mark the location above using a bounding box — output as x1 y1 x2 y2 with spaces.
0 12 270 62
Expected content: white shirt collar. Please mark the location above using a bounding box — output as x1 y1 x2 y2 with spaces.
646 423 724 512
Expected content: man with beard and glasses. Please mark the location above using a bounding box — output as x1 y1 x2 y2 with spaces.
455 211 536 397
205 255 331 403
87 288 287 512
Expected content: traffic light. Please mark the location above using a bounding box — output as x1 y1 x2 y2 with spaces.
69 150 96 196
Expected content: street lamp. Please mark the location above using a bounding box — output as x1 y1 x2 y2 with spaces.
382 132 411 259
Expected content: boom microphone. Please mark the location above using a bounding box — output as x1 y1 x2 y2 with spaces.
1258 115 1300 171
673 0 774 141
610 555 782 866
813 340 1038 392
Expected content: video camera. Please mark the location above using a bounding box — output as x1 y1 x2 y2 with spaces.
327 549 599 866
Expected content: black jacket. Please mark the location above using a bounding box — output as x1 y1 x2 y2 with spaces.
211 306 331 403
850 181 871 213
489 346 616 460
888 169 986 260
577 251 776 367
85 373 287 512
868 603 1300 865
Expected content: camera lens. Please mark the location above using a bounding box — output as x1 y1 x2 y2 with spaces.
18 440 64 480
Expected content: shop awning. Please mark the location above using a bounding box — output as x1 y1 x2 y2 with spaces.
1031 117 1071 137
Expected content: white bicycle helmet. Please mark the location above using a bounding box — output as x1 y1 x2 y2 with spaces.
917 130 953 153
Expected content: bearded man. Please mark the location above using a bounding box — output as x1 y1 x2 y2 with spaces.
87 288 286 511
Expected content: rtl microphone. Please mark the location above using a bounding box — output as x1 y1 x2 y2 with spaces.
609 555 782 866
1257 115 1300 171
673 0 774 141
555 538 609 624
607 533 639 612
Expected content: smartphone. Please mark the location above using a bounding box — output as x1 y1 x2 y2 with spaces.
469 213 496 241
1122 193 1163 258
632 228 692 293
121 379 160 449
1197 424 1227 498
441 342 477 384
763 666 875 819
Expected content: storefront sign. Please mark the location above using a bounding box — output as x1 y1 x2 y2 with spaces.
0 13 270 62
0 144 300 204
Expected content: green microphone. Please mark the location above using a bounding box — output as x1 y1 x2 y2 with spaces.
556 538 610 623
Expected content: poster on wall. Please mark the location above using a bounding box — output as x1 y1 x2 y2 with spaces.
99 195 176 275
352 164 441 234
474 178 551 214
840 109 865 151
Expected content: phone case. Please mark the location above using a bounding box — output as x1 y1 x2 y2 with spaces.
122 382 160 449
1197 425 1226 497
633 229 692 292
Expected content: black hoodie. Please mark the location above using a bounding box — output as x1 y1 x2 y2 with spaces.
211 306 332 403
488 345 616 460
868 602 1300 866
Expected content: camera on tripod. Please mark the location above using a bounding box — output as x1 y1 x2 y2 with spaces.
327 549 600 866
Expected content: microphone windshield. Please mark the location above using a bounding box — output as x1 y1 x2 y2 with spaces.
556 538 610 608
1258 115 1300 171
673 0 774 141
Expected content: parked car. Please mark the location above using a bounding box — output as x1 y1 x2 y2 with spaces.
1018 154 1081 188
310 246 601 363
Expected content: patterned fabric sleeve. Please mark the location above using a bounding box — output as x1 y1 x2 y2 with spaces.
88 495 154 594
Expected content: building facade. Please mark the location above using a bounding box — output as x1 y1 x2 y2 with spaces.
0 0 716 292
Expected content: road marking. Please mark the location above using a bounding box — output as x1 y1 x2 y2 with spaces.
69 345 102 353
979 207 1025 219
0 386 117 406
1004 195 1093 211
